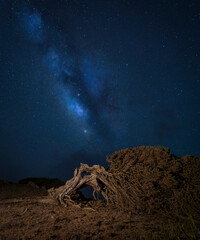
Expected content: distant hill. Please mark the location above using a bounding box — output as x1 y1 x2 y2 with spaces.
19 177 65 189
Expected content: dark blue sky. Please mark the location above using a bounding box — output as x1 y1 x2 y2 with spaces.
0 0 199 181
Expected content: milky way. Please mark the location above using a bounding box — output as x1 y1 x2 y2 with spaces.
0 0 199 181
16 5 115 144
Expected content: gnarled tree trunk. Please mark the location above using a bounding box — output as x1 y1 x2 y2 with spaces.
48 163 117 206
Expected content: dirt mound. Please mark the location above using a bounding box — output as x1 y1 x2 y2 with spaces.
19 177 65 189
0 183 48 200
0 178 63 200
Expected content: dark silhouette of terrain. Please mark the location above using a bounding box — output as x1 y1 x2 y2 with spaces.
19 178 65 189
0 146 199 239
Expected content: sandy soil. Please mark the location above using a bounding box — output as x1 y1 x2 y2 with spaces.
0 183 151 240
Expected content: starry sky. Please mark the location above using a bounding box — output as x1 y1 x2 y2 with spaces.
0 0 200 182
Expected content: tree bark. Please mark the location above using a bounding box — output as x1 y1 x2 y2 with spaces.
48 163 114 206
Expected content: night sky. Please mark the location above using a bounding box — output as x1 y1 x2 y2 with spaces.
0 0 200 182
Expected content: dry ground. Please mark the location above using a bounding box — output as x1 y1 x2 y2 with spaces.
0 183 159 240
1 146 199 239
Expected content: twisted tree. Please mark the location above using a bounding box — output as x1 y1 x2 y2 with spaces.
48 146 200 239
48 163 118 206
